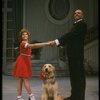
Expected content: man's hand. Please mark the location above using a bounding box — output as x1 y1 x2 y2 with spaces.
48 41 56 46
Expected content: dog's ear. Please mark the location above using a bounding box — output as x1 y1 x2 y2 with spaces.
51 64 55 72
42 64 46 72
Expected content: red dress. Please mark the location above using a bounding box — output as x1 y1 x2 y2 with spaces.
12 41 32 78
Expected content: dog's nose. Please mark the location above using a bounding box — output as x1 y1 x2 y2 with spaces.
45 68 48 72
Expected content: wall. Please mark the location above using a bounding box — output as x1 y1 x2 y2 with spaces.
23 0 73 60
22 0 98 71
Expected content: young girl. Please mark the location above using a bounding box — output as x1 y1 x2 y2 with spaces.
12 28 50 100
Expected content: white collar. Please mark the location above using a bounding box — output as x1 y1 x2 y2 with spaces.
74 19 83 24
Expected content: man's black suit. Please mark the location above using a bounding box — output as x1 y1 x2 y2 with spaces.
58 19 87 100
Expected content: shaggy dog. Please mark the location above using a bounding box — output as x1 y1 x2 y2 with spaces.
39 64 64 100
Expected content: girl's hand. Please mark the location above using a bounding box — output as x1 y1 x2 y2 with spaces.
48 41 56 46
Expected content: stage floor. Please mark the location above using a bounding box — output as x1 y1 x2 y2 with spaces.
2 75 98 100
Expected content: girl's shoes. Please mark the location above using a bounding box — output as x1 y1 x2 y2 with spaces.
29 94 35 100
16 97 25 100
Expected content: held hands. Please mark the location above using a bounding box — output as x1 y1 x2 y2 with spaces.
47 41 64 48
48 41 56 46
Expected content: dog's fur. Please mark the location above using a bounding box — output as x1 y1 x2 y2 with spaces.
41 64 64 100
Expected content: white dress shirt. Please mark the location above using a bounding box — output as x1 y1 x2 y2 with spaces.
54 39 60 46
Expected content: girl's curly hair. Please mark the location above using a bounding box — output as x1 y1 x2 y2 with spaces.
18 28 30 43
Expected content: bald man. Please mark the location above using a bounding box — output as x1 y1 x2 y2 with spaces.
49 9 87 100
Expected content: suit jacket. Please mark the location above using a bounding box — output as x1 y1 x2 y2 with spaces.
58 20 87 58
